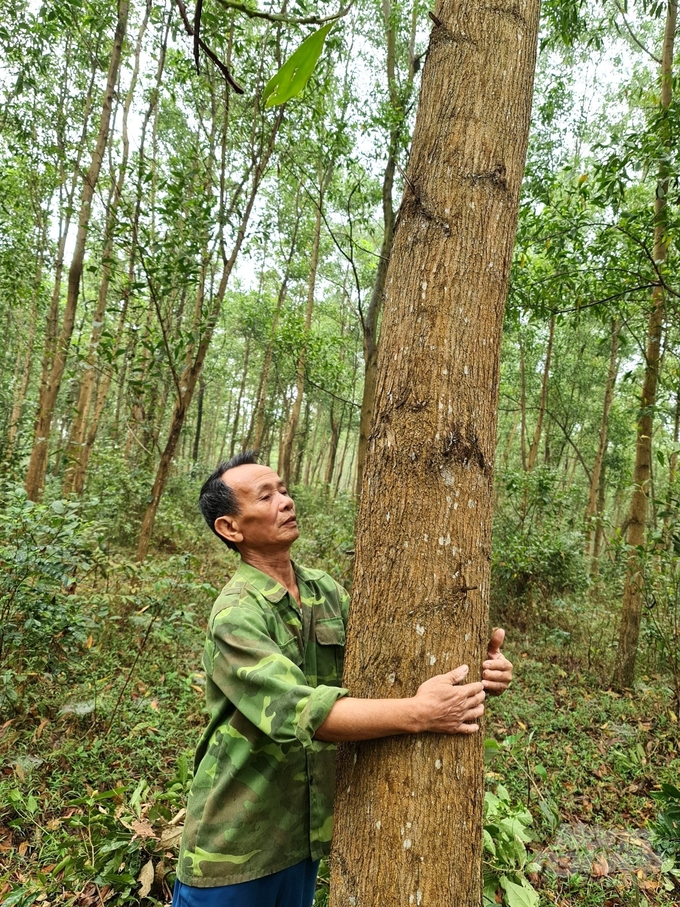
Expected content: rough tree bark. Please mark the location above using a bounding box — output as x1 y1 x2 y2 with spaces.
613 0 676 690
24 0 129 500
330 0 540 904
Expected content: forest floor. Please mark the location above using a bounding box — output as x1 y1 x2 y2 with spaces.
1 554 679 907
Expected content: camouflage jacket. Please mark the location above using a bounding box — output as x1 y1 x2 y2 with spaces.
177 560 349 887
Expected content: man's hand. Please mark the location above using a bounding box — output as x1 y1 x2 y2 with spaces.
482 628 513 696
412 665 485 734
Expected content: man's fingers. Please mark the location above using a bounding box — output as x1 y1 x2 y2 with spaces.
457 723 479 735
483 669 510 682
487 627 505 656
446 664 469 684
466 703 485 720
483 680 508 693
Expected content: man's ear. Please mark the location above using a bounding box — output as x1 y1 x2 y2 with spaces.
214 515 243 547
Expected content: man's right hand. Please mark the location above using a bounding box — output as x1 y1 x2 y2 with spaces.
314 665 485 743
411 665 485 735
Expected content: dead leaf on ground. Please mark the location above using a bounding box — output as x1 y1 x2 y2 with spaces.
131 818 158 839
138 858 154 898
160 825 183 849
591 853 609 877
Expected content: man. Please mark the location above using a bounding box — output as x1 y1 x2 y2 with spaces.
174 451 513 907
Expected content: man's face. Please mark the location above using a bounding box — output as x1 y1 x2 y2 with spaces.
214 463 299 553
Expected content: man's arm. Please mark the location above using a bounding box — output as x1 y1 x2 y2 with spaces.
315 665 485 742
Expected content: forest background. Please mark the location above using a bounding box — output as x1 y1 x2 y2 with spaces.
1 0 680 903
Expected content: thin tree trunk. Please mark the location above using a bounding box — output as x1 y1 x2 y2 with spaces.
591 459 608 575
280 187 325 485
70 14 169 492
526 314 555 470
663 376 680 545
519 337 528 470
613 0 676 690
502 410 521 467
229 337 251 457
247 197 302 451
25 0 130 500
324 402 342 486
135 109 283 560
193 377 205 464
331 1 540 904
5 232 45 459
355 0 418 498
585 319 620 558
335 403 356 496
62 1 150 495
293 398 311 485
303 410 321 485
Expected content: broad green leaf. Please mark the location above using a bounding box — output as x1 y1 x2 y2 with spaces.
499 876 539 907
263 23 334 108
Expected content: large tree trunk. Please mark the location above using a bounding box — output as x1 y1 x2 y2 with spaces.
585 318 619 558
526 314 555 470
613 0 676 690
330 0 540 903
24 0 129 500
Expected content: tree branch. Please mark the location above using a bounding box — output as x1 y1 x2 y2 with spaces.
215 0 354 25
613 0 661 63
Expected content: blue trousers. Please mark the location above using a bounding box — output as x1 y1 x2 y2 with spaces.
172 859 320 907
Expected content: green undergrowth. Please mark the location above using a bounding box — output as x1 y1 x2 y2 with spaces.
1 490 679 905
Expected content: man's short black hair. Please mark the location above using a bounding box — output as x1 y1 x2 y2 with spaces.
199 450 258 552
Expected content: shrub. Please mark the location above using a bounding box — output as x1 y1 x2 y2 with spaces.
0 483 107 711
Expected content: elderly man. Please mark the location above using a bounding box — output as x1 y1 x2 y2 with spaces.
173 451 513 907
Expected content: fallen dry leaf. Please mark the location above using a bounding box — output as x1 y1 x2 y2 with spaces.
160 825 183 849
138 858 154 898
591 853 609 877
131 819 158 840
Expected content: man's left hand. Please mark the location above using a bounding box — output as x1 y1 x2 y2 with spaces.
482 628 513 696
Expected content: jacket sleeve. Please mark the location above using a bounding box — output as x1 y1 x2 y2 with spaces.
206 601 348 748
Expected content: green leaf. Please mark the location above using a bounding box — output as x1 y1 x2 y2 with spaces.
499 876 539 907
262 23 334 108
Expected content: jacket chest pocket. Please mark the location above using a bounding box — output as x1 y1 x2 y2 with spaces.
314 617 345 685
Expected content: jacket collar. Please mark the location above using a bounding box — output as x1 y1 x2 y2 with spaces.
233 558 308 604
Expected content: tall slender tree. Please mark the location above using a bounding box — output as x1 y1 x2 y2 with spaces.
613 0 677 689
